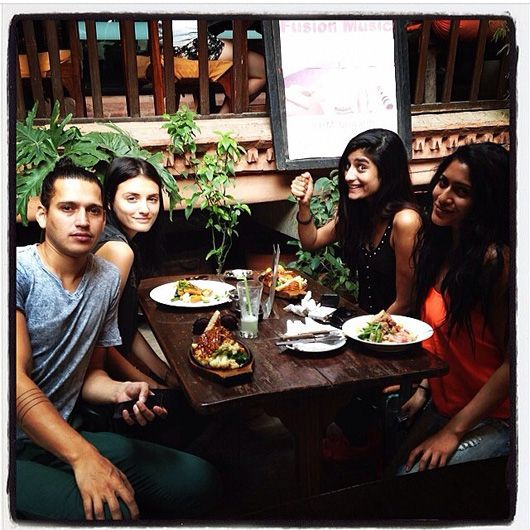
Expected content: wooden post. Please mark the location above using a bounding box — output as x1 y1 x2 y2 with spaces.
120 19 140 117
161 19 177 113
469 19 489 102
441 19 460 103
43 19 65 116
232 20 248 113
85 19 103 118
21 20 46 117
66 20 87 117
197 20 210 115
414 20 432 105
148 19 165 115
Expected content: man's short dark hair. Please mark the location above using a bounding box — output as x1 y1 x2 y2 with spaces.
40 157 104 209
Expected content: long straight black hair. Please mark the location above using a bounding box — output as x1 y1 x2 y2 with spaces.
104 157 166 277
413 142 510 339
334 128 417 270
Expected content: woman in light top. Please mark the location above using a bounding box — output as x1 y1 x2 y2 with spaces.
391 142 510 473
291 128 422 316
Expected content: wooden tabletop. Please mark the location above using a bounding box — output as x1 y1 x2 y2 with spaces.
138 274 448 416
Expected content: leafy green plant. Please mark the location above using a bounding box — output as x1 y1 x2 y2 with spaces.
16 101 182 224
164 106 251 274
287 170 358 298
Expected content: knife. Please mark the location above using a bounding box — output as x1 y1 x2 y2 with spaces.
279 329 343 341
276 334 345 347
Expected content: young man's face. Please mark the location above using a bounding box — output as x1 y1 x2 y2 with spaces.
36 177 105 258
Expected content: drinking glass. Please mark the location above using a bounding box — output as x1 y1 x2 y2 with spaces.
236 280 263 339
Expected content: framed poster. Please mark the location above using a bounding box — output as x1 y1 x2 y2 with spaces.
263 19 411 170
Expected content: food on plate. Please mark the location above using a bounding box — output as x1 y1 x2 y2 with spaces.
358 310 417 344
172 279 214 303
191 311 250 370
259 265 307 296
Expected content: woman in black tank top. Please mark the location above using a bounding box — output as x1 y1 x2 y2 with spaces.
291 128 422 316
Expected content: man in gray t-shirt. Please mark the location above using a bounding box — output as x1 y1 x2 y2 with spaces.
15 161 219 521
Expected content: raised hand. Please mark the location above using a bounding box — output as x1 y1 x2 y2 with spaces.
291 172 314 205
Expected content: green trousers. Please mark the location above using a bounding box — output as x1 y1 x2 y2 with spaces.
15 431 220 521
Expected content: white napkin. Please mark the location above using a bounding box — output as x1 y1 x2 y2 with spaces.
283 291 336 320
285 317 339 337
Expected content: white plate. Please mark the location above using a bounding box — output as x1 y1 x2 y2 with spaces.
149 280 235 308
224 269 253 280
287 336 347 353
342 314 434 352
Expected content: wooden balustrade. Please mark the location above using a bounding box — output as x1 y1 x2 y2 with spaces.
15 16 509 121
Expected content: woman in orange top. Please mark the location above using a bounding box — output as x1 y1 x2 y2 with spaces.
391 142 510 474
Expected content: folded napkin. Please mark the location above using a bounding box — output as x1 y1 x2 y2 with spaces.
284 317 339 337
284 291 336 320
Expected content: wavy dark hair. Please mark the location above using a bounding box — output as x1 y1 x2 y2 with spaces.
413 142 510 339
104 157 166 277
335 128 417 269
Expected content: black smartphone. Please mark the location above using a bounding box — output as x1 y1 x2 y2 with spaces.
320 293 339 308
113 389 169 420
327 307 355 328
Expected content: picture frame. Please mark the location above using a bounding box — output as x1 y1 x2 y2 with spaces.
263 18 412 170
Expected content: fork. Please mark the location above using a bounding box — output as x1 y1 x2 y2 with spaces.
262 244 280 319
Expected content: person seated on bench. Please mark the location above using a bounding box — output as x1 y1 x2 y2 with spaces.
389 142 510 475
166 19 266 113
15 158 220 520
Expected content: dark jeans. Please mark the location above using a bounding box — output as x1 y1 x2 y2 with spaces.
16 431 221 521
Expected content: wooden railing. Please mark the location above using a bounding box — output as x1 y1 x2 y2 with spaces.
409 18 510 111
15 17 255 120
15 17 510 121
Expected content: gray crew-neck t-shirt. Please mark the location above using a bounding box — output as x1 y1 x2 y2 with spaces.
16 245 122 441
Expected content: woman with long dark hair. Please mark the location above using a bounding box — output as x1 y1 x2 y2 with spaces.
291 129 422 458
291 128 422 315
391 142 510 473
95 157 178 388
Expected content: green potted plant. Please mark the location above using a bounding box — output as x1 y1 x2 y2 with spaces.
287 170 358 300
163 106 251 274
16 101 181 225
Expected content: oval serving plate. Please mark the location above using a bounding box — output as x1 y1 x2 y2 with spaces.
188 343 254 382
149 280 235 308
342 315 434 353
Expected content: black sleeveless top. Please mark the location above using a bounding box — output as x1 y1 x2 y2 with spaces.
356 218 396 314
94 218 138 356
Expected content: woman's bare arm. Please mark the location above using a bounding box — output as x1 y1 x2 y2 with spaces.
387 208 422 316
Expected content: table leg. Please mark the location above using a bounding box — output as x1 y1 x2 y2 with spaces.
266 391 352 498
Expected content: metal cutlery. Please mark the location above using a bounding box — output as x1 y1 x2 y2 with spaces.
279 329 343 341
276 334 345 347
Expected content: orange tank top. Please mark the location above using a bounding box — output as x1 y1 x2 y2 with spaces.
421 287 509 419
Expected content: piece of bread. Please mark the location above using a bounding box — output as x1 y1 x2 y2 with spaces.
204 310 221 332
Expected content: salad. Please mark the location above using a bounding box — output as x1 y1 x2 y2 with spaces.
172 279 217 303
358 310 417 343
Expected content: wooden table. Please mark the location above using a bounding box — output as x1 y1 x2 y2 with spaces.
138 274 448 498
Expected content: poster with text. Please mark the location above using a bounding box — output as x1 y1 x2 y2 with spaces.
279 20 398 160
